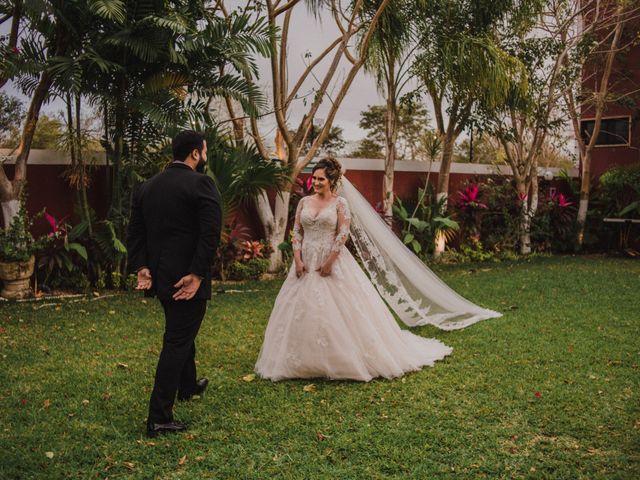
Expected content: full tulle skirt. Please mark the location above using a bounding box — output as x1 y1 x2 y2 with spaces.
255 246 452 382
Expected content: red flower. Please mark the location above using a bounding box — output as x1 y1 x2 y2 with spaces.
518 192 528 202
557 194 573 208
20 399 27 406
457 184 487 210
11 47 19 54
44 211 69 237
306 176 313 193
534 391 541 398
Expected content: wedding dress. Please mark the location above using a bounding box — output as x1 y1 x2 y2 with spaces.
255 194 455 381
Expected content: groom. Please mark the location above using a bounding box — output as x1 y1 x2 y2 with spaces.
127 130 222 437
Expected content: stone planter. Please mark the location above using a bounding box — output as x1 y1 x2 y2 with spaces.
0 255 35 300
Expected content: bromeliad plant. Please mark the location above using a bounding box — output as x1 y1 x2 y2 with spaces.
36 212 88 288
455 182 488 245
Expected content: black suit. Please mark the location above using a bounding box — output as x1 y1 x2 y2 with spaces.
127 162 222 424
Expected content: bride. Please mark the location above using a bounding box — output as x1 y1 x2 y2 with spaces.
255 157 500 381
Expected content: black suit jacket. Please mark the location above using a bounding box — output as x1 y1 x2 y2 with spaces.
127 162 222 301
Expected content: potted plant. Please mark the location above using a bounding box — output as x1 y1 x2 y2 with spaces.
0 204 47 299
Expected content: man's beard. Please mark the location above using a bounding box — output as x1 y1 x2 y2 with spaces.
195 159 206 173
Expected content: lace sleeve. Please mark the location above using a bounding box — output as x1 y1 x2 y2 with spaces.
331 197 351 252
292 197 305 251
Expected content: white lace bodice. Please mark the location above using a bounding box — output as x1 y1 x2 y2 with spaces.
292 196 351 265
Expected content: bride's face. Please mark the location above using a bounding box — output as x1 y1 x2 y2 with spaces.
312 169 331 194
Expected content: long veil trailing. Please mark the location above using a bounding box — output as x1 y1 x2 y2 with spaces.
339 176 502 330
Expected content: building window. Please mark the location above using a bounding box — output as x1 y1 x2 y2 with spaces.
580 116 630 146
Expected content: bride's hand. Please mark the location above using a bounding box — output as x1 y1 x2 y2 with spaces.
295 261 306 278
317 261 332 277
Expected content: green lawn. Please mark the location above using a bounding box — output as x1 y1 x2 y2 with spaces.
1 255 639 479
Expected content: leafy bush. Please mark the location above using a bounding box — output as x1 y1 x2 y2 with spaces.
393 182 459 257
0 204 48 263
227 258 270 281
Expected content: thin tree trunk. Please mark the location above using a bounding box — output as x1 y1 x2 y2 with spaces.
0 71 53 228
75 94 92 235
575 3 624 248
382 55 397 220
433 133 455 258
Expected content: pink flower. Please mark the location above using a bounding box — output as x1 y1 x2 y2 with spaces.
518 192 528 203
557 194 573 208
457 184 487 210
305 176 313 193
44 211 68 237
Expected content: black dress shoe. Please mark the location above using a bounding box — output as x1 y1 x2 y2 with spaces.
177 377 209 401
146 421 187 438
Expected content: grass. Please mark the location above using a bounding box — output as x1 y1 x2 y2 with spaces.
0 255 639 479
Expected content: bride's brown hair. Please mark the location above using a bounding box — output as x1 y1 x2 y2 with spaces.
312 157 342 192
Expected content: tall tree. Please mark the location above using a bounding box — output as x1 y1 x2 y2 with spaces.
361 0 416 217
217 0 392 271
560 0 640 248
412 0 529 257
0 0 81 227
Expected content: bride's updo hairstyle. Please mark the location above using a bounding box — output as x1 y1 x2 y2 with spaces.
312 157 342 192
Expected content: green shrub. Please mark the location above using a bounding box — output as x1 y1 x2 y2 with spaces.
227 258 270 281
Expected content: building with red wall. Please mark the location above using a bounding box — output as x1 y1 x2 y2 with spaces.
580 5 640 177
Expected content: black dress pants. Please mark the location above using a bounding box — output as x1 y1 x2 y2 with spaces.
147 299 207 424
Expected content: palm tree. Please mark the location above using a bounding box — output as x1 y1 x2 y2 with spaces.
412 0 529 257
360 0 420 219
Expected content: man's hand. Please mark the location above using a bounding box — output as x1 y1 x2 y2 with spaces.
136 268 153 290
173 274 202 301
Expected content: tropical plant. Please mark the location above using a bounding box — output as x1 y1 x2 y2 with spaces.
0 203 48 263
36 212 88 289
206 138 289 222
393 182 459 257
411 0 532 256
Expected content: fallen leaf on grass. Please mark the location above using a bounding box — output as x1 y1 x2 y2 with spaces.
45 451 54 459
102 392 112 401
242 374 256 382
116 362 129 369
123 461 135 470
82 399 90 406
109 310 116 315
316 432 327 441
303 384 316 393
195 456 206 461
43 399 51 409
178 455 187 465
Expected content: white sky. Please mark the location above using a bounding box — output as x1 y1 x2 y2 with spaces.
1 5 398 147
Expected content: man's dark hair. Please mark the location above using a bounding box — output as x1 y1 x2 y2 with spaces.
172 130 205 162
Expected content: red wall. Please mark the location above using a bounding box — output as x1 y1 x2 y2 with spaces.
0 164 110 235
582 12 640 177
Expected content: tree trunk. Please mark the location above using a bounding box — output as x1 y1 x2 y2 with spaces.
0 71 53 229
517 173 539 255
433 134 455 258
255 189 291 272
1 199 20 229
575 145 592 245
75 94 92 235
382 57 397 220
